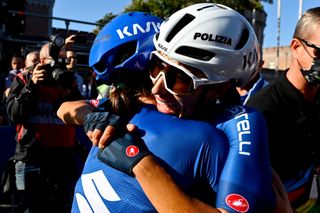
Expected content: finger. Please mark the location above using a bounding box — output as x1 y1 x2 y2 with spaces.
34 63 43 70
92 129 103 147
37 72 46 79
33 68 46 79
126 124 137 132
66 34 76 41
86 131 98 146
98 125 116 149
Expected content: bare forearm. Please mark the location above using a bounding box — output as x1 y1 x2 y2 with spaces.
57 100 95 125
271 169 293 213
133 156 224 213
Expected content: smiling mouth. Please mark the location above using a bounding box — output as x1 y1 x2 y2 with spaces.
155 97 180 114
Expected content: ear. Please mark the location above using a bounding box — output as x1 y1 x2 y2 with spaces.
291 38 303 58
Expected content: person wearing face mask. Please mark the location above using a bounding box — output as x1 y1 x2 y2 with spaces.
247 7 320 212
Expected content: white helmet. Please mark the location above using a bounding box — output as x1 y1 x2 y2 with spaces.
153 3 260 85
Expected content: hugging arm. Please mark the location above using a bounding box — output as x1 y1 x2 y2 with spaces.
58 100 225 212
57 100 95 125
97 131 226 213
133 155 225 213
57 100 121 148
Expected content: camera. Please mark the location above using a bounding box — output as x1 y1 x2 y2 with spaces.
45 34 75 89
74 35 86 44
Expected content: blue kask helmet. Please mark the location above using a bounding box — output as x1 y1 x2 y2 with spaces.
89 12 163 81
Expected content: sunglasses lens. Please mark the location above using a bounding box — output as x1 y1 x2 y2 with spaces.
149 53 194 95
165 66 193 94
301 39 320 59
149 55 163 79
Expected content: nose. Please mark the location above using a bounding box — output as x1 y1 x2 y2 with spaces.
151 74 168 96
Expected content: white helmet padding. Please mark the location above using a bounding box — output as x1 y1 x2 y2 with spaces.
153 3 260 85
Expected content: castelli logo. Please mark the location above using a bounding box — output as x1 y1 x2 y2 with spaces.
126 145 140 157
225 194 249 212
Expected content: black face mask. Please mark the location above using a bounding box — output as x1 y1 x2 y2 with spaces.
300 57 320 86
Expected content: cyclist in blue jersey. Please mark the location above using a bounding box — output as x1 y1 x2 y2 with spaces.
58 4 291 213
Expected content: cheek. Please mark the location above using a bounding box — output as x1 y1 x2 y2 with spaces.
301 56 314 69
175 88 202 114
296 47 312 66
172 83 191 94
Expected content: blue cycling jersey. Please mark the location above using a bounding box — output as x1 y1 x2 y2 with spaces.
240 73 269 105
72 102 275 212
214 105 274 212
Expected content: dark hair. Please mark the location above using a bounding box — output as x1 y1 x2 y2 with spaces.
108 69 153 118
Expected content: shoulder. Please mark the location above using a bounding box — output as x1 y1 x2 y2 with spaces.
10 71 28 85
133 107 228 145
246 82 276 110
5 71 15 79
215 105 264 122
8 69 17 74
247 72 291 113
214 105 267 134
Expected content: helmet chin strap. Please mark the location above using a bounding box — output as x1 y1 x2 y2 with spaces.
297 57 320 87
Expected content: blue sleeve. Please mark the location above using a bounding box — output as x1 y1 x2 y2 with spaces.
215 106 275 212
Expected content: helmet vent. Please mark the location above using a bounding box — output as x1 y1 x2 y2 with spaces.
197 5 215 11
154 32 159 41
176 46 215 61
235 28 249 50
166 14 195 42
93 41 137 73
113 41 137 66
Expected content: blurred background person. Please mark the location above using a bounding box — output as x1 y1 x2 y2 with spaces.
24 51 40 72
4 53 24 98
66 50 85 97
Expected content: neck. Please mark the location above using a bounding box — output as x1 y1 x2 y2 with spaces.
238 71 260 94
286 67 319 102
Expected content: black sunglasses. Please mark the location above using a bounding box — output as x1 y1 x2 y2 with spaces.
299 39 320 57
